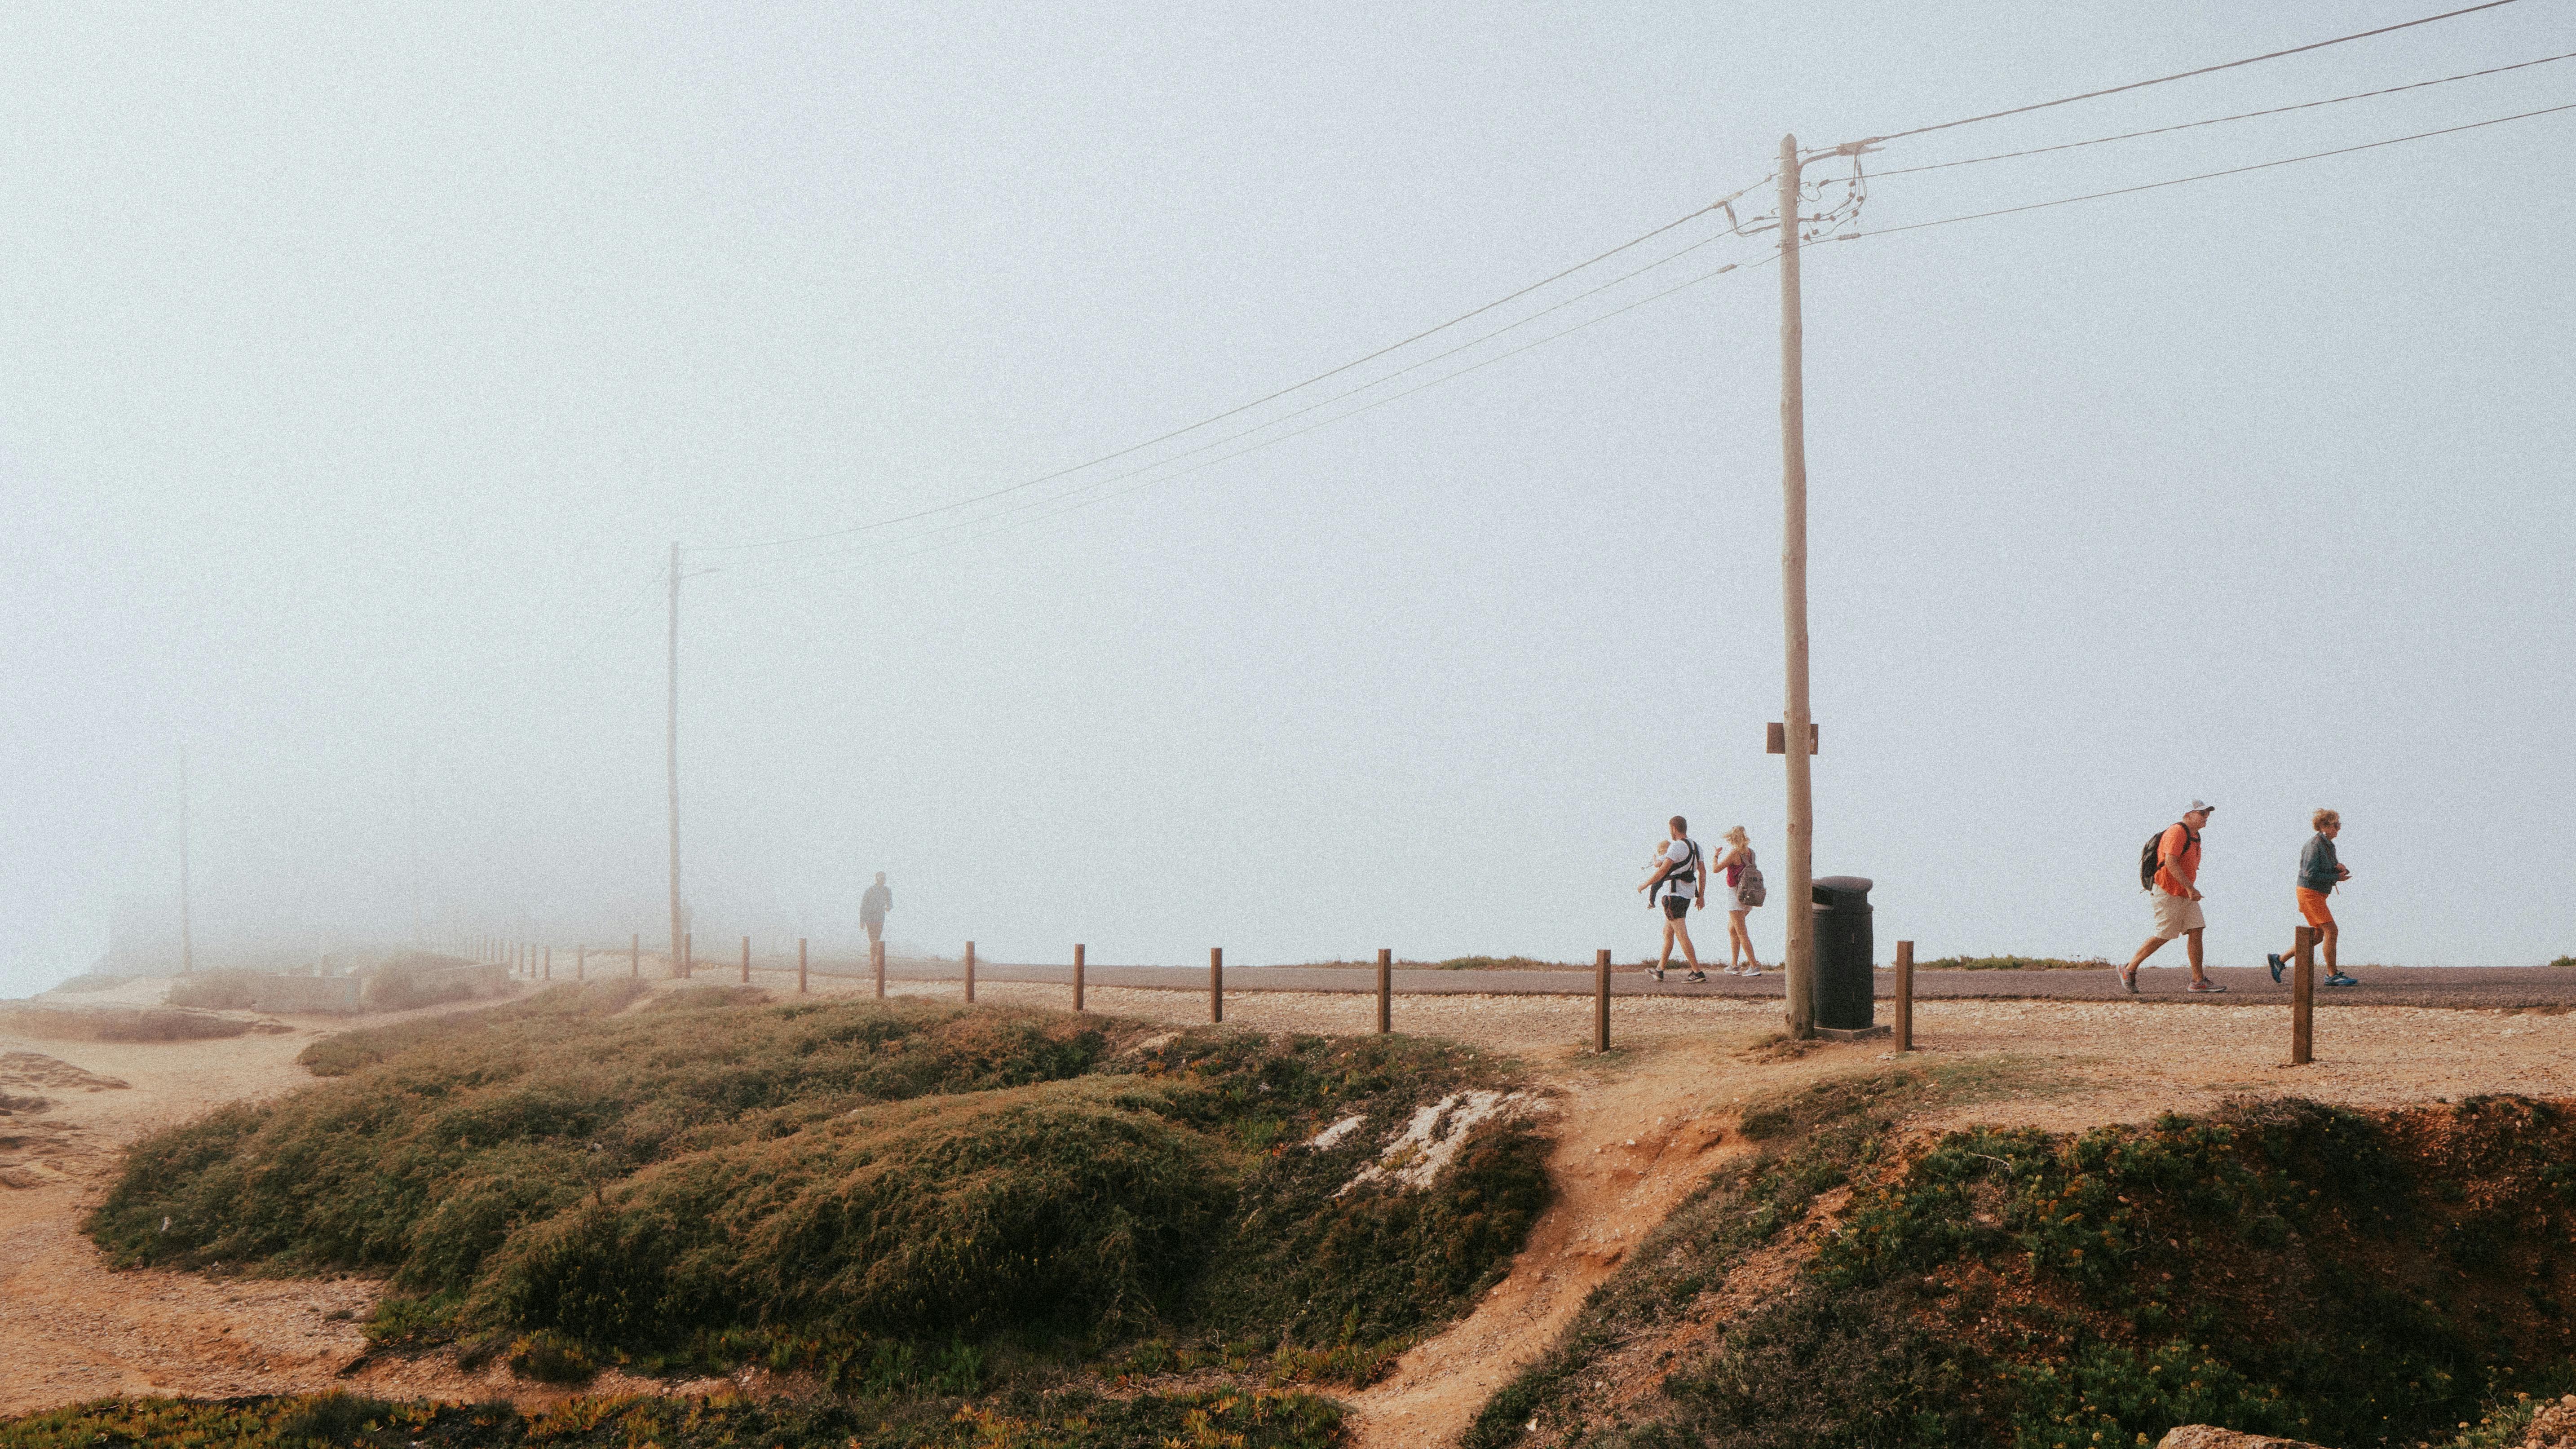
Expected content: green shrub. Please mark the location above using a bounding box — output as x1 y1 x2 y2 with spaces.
0 1388 1345 1449
1490 1089 2576 1449
479 1079 1228 1348
87 1000 1543 1391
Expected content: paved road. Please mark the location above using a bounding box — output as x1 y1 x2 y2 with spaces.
824 960 2576 1010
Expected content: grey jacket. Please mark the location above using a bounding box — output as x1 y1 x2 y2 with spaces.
2297 835 2340 893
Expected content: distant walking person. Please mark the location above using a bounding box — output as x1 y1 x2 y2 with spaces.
861 872 892 950
2121 801 2223 994
1714 826 1765 976
2270 811 2355 987
1637 816 1706 982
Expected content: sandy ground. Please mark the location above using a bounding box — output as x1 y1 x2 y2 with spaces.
6 970 2574 1440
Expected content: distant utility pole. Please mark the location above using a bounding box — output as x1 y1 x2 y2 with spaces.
407 751 424 947
1777 134 1815 1038
178 745 194 976
667 541 683 979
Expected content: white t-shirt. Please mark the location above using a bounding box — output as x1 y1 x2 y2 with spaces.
1659 838 1701 899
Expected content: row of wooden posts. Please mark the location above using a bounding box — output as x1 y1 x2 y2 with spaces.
468 924 2331 1062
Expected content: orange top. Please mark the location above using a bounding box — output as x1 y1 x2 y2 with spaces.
2156 823 2200 896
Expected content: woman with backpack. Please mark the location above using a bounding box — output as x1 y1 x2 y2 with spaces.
1714 826 1765 976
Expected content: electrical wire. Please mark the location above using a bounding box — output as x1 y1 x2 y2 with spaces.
692 186 1766 554
1834 99 2576 243
710 251 1784 592
1873 49 2576 177
704 222 1767 576
1851 0 2530 146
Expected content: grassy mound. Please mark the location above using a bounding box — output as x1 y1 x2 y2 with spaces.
88 986 1545 1387
0 1387 1343 1449
1471 1081 2576 1449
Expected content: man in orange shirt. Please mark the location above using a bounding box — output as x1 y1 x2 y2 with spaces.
2120 801 2222 994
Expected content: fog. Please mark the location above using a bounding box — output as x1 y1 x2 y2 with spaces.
6 3 2572 998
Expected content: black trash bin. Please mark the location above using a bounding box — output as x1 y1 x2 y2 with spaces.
1811 876 1875 1031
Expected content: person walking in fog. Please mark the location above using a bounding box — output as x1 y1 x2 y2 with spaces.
2270 810 2356 987
1637 815 1706 982
1713 826 1765 976
861 872 892 949
2121 801 2223 994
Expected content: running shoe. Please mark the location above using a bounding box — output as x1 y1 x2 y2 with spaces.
2266 953 2285 984
1686 971 1708 983
1649 965 1666 981
2117 963 2138 995
2325 972 2359 987
2187 979 2227 993
1740 967 1762 977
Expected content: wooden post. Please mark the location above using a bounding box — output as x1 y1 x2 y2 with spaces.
631 932 640 978
872 940 886 999
1209 947 1223 1024
964 941 976 1003
1894 940 1914 1052
797 938 808 995
543 945 552 981
1778 132 1817 1041
1376 948 1392 1035
683 932 693 980
740 935 750 985
1073 944 1086 1013
1595 950 1611 1053
576 945 585 982
2292 925 2316 1065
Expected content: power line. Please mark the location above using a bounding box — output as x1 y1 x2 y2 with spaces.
692 187 1766 554
711 222 1767 576
1873 49 2576 177
1835 99 2576 243
712 251 1784 591
1852 0 2531 146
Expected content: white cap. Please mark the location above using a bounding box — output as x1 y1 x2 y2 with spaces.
2186 799 2215 815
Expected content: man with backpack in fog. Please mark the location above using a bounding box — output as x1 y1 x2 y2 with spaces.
2120 801 2224 994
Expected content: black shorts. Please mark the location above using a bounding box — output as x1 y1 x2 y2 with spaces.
1662 894 1693 921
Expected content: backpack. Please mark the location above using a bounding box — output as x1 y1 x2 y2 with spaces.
1736 854 1767 908
2139 824 2198 892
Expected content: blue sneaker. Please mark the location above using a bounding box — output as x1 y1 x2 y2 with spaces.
2325 972 2359 987
2267 953 2285 984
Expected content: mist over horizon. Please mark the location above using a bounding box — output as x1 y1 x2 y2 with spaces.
7 3 2572 1001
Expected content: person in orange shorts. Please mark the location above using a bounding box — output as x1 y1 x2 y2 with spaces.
2270 810 2354 987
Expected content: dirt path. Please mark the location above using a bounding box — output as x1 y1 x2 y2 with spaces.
5 975 2572 1431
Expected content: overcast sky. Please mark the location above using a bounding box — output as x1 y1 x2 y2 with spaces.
5 1 2571 995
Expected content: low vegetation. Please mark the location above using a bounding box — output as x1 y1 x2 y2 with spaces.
88 984 1547 1414
1918 954 2112 971
1471 1078 2576 1449
0 1387 1344 1449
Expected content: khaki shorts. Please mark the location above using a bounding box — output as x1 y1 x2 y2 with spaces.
2150 888 2206 940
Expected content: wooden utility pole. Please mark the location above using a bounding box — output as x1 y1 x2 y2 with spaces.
177 745 194 976
797 938 808 995
964 941 976 1003
1778 134 1817 1039
1375 949 1392 1035
1073 944 1086 1012
667 541 684 990
1209 947 1223 1024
